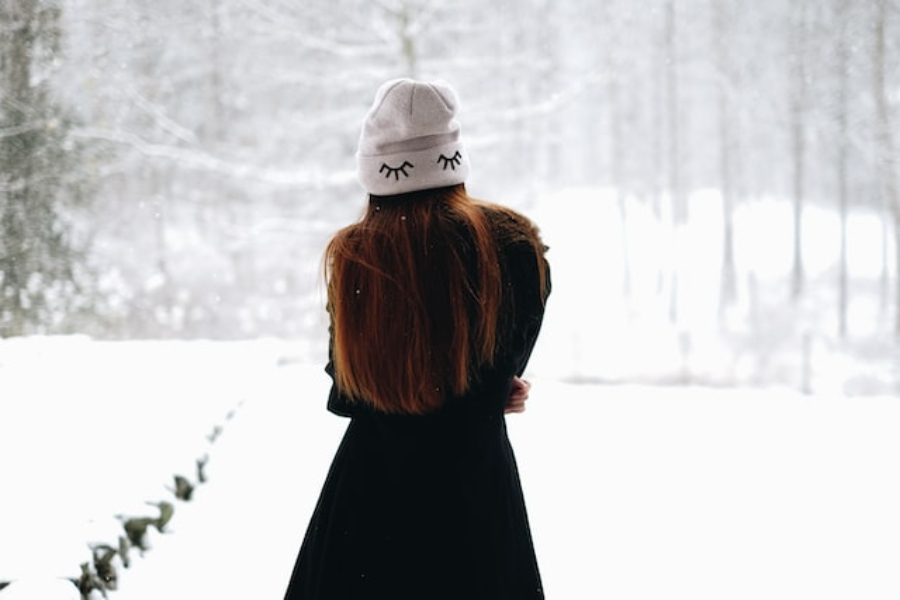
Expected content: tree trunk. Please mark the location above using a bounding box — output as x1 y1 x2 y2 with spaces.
603 4 631 302
651 1 666 297
835 0 850 339
873 0 900 337
0 1 36 336
664 0 685 324
0 0 81 336
714 0 737 317
398 1 418 78
204 0 226 145
789 2 809 302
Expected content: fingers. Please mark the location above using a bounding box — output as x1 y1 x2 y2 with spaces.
510 377 531 395
504 398 526 414
505 377 532 414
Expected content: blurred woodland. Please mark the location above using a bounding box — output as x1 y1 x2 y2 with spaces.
1 0 898 391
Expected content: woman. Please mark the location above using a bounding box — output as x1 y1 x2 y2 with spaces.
284 79 551 600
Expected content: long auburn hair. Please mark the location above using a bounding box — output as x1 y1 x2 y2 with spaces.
325 184 546 415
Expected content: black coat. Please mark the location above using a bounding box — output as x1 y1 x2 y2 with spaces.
284 228 551 600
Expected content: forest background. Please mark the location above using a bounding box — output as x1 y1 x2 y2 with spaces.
1 0 898 394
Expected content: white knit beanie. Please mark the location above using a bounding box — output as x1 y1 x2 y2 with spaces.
357 78 470 196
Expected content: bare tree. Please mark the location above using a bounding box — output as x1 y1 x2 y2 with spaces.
601 0 633 301
663 0 686 323
714 0 738 316
873 0 899 336
834 0 850 338
788 1 810 302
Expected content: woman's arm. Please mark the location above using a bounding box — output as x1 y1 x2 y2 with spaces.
324 309 358 418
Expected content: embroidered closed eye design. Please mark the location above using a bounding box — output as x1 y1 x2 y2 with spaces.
380 161 414 180
437 151 462 171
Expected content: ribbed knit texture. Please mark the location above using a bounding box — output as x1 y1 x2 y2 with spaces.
357 79 469 195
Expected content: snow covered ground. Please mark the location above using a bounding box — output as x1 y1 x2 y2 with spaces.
1 337 898 599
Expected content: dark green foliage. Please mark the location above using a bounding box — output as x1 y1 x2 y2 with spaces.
173 474 195 501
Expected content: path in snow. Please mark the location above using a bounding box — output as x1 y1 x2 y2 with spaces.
0 338 318 597
103 360 343 600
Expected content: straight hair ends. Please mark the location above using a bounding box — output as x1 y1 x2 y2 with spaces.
324 184 545 415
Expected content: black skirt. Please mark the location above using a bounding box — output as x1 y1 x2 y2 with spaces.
283 380 545 600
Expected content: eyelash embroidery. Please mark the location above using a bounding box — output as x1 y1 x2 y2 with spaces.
380 161 414 180
437 151 462 171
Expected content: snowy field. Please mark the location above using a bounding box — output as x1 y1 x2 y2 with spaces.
1 337 899 599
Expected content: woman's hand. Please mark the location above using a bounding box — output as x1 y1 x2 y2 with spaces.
505 377 531 414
